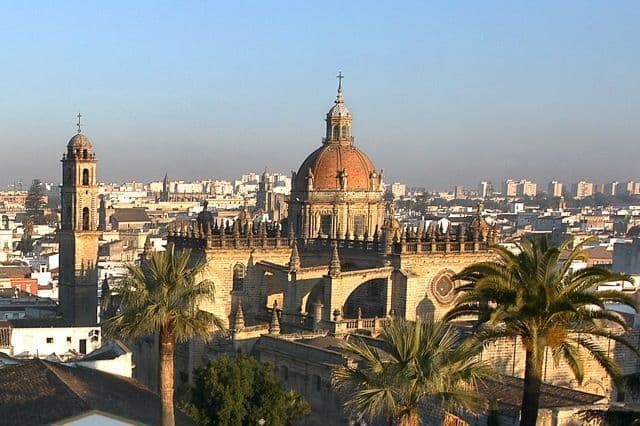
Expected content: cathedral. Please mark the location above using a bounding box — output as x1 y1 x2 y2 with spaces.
57 78 632 424
168 79 496 329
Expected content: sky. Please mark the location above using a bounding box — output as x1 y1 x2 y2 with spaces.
0 1 638 190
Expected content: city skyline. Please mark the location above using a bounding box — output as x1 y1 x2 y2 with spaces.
1 2 639 187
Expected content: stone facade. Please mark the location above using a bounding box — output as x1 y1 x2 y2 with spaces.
59 130 100 326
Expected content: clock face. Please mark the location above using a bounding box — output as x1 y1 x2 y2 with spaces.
432 272 456 304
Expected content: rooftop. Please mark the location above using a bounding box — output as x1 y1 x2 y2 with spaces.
0 359 194 425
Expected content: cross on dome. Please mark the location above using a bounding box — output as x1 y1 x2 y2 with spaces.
76 113 83 134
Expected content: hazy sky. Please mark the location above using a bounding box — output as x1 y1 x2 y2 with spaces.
1 1 638 190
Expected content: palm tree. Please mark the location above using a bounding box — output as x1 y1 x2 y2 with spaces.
333 319 495 426
444 236 639 426
104 246 225 426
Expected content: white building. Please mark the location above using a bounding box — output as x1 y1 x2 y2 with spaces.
391 182 406 199
0 319 101 358
573 181 595 199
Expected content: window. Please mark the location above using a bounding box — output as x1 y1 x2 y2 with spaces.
332 125 338 139
282 366 289 382
82 169 90 185
46 337 54 344
232 264 245 291
82 149 88 159
320 215 332 236
314 375 322 391
82 207 90 230
66 336 72 343
341 125 348 139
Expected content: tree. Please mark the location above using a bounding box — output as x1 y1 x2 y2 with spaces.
444 236 639 426
104 246 225 426
180 354 310 426
20 216 34 256
333 319 495 426
578 408 640 425
25 179 46 225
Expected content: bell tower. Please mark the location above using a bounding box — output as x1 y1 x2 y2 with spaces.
59 114 100 326
324 71 352 145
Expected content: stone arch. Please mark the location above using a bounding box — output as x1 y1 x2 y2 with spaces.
343 278 387 318
304 282 324 315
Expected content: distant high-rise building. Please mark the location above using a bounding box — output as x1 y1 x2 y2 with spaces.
454 185 465 199
625 181 640 196
604 181 619 196
572 180 594 199
502 179 518 197
517 180 537 197
390 182 406 199
503 179 536 198
478 181 491 199
547 180 563 197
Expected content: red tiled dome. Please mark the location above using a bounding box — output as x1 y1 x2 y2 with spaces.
295 143 376 191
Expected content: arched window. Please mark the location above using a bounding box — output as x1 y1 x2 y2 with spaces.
332 125 339 139
232 263 245 291
83 149 88 159
82 169 89 186
82 207 90 230
341 125 348 139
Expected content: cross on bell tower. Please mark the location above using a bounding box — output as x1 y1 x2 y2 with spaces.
76 113 83 134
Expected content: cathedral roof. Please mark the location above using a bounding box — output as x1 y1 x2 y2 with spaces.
295 143 376 192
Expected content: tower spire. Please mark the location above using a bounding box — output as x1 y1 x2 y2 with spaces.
328 241 341 277
336 71 344 102
76 113 82 134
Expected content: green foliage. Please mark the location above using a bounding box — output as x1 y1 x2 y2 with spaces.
181 354 310 426
578 408 640 425
445 235 640 425
333 319 495 424
25 179 46 225
104 246 225 342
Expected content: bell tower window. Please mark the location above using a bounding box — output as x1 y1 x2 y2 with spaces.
82 169 90 186
82 207 90 231
83 149 88 159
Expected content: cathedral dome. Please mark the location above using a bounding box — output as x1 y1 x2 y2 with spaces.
295 143 377 192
